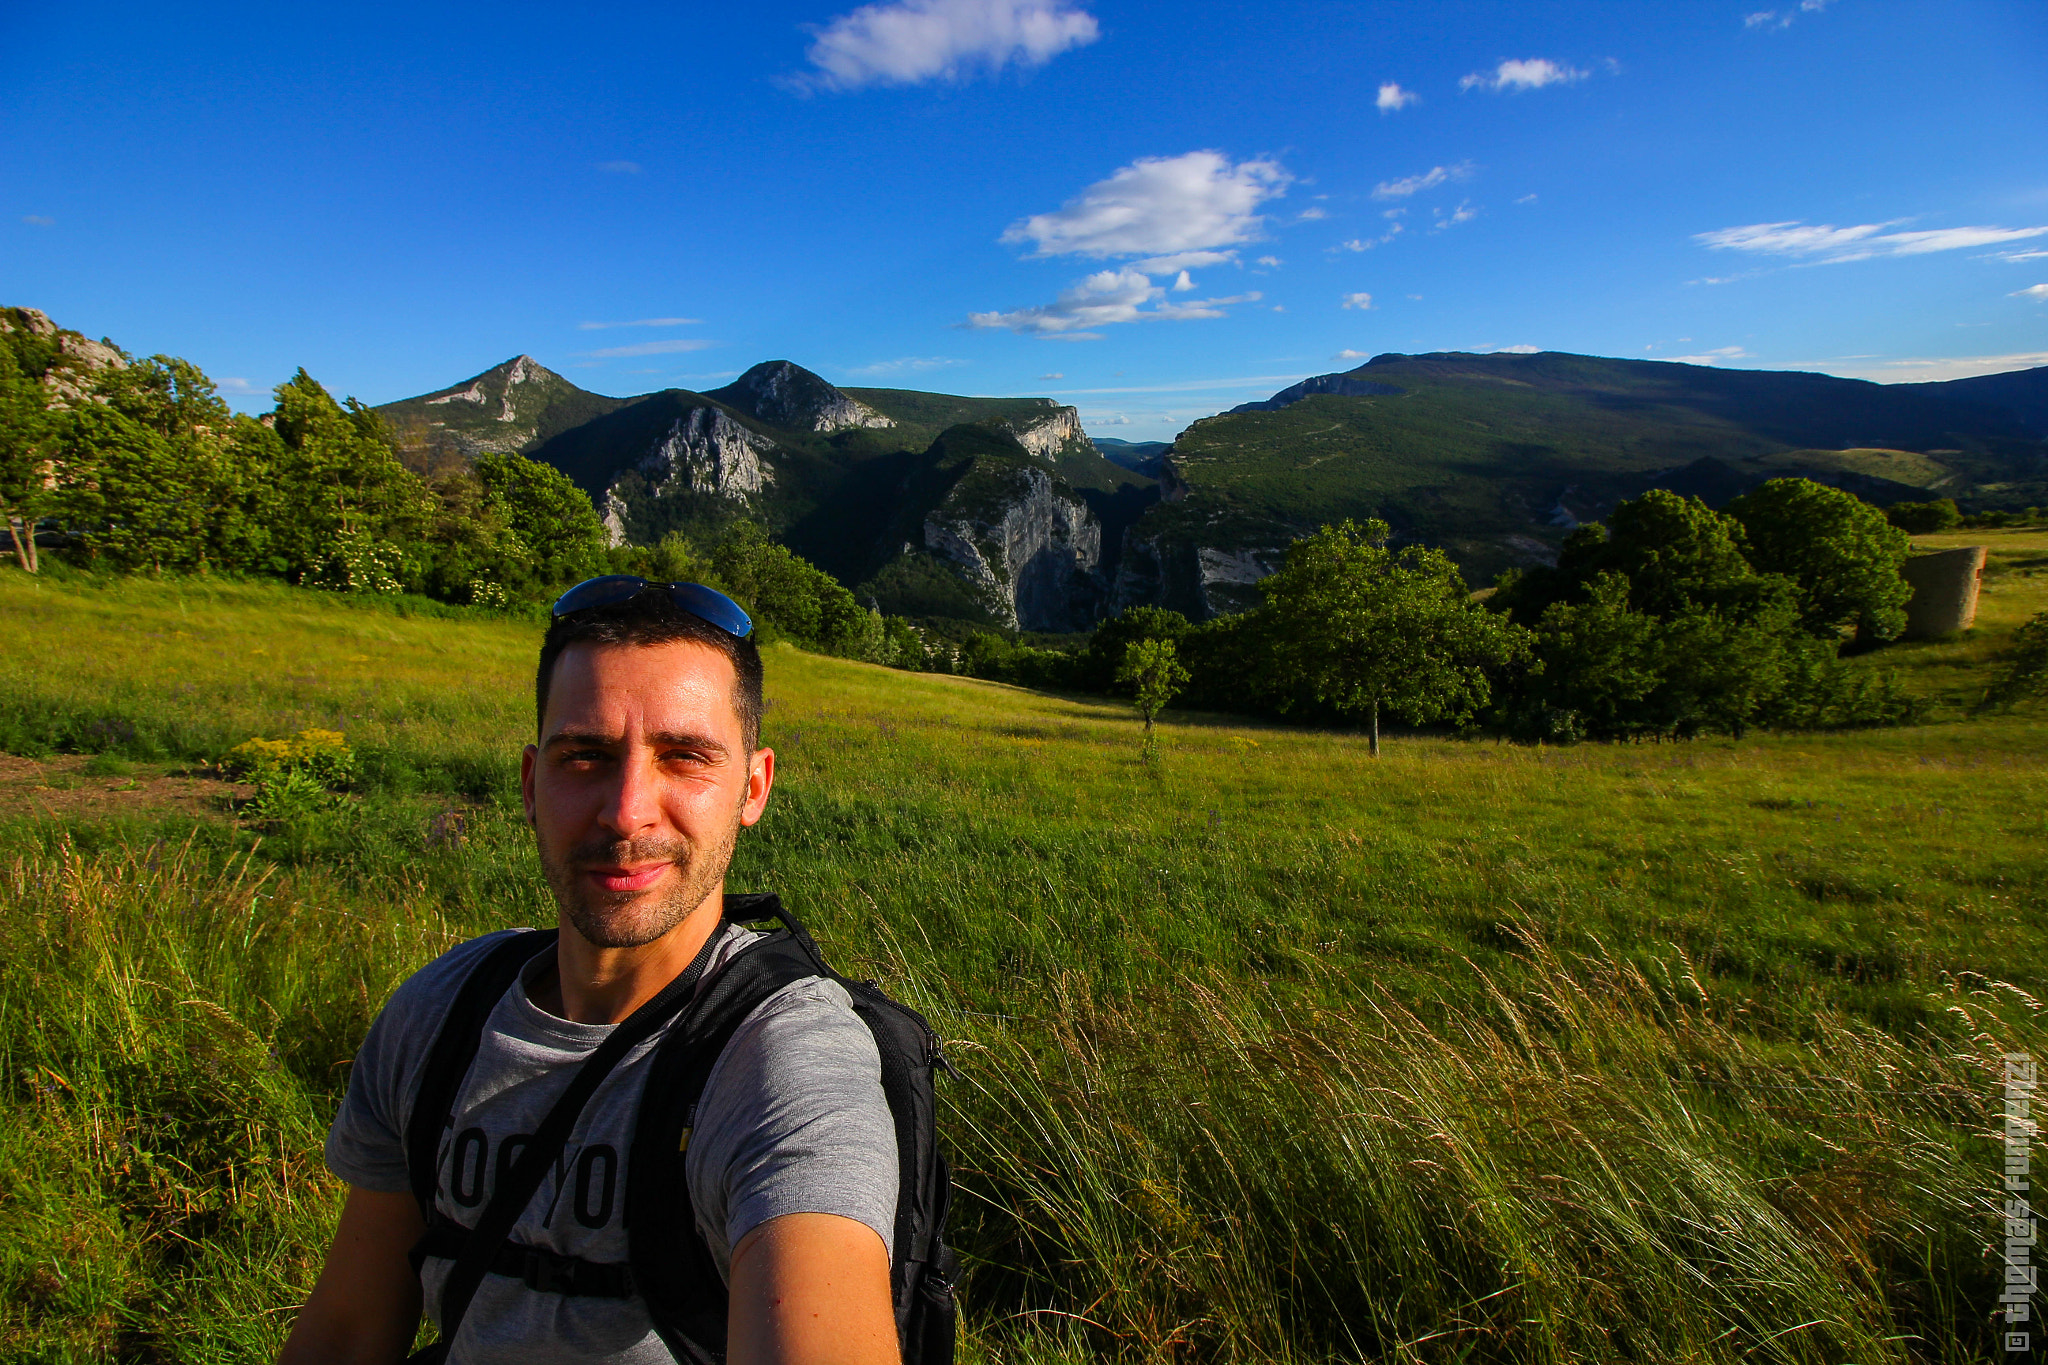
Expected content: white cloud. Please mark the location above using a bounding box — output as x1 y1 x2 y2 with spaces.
1171 270 1195 291
1296 207 1328 221
1376 82 1419 112
578 317 703 330
1697 219 2048 263
583 339 719 358
1514 193 1538 205
1255 255 1282 267
216 377 263 395
1666 345 1753 365
1432 200 1478 231
1087 412 1133 425
1478 344 1541 354
1335 349 1371 361
843 356 968 376
1271 305 1285 312
1002 151 1290 259
1991 249 2048 262
964 266 1262 335
1130 249 1236 274
2013 284 2048 301
1373 162 1473 200
20 214 52 226
801 0 1098 90
1746 0 1830 31
1459 59 1587 93
1038 372 1064 380
597 160 642 174
1791 351 2048 383
1341 292 1373 310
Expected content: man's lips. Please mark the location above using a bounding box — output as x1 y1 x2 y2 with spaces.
583 864 669 893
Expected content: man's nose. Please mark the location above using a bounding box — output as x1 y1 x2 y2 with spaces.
594 752 660 838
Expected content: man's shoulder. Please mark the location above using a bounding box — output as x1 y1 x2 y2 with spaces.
377 927 538 1032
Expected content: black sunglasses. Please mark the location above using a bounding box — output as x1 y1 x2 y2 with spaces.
549 576 754 638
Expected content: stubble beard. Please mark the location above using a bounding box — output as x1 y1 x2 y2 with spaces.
538 809 743 950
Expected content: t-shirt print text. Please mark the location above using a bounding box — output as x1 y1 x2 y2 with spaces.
442 1125 622 1231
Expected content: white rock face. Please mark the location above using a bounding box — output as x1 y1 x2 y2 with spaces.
498 355 541 422
922 465 1102 630
601 489 631 548
1002 405 1084 460
4 308 129 407
425 384 485 406
1195 546 1281 617
728 361 894 433
639 407 776 499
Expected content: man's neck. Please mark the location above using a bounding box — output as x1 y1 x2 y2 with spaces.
534 891 725 1025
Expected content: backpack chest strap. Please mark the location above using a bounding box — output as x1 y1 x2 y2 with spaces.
413 1210 637 1299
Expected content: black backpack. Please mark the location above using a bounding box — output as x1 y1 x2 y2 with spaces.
401 893 957 1364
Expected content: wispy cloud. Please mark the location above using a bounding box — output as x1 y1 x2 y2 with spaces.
800 0 1098 91
2013 284 2048 301
1295 207 1327 222
1040 374 1307 396
1335 349 1372 362
597 160 642 174
1038 372 1063 380
1791 351 2048 383
1255 255 1282 267
1003 151 1290 259
1745 0 1831 32
578 317 703 330
1514 193 1538 205
216 377 264 395
1666 345 1753 365
965 267 1261 335
1990 248 2048 263
1478 344 1541 354
1697 219 2048 263
583 339 719 358
843 356 968 376
1341 292 1374 310
20 214 52 226
1432 200 1478 231
1373 162 1474 200
1376 82 1419 112
1459 59 1587 93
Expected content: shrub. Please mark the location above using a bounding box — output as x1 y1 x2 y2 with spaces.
221 728 359 792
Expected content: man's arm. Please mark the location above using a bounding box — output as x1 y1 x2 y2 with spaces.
727 1212 900 1365
278 1187 426 1365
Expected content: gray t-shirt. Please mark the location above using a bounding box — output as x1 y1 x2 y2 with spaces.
325 922 898 1364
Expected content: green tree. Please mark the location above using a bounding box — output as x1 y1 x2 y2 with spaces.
0 343 49 570
266 371 432 586
1978 610 2048 712
473 451 609 589
1079 606 1190 692
1116 637 1190 752
1260 519 1532 756
1726 478 1912 640
1885 498 1961 535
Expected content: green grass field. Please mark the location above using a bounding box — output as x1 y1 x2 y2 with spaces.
1 550 2043 1362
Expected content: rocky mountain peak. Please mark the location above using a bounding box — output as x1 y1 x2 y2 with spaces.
710 360 895 434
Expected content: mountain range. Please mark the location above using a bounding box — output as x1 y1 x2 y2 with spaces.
375 351 2048 631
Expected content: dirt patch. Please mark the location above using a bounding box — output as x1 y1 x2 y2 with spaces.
0 753 253 824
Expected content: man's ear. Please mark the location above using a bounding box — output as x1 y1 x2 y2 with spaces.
739 748 775 828
520 743 540 827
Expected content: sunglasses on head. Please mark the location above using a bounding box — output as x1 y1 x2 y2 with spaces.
549 576 754 638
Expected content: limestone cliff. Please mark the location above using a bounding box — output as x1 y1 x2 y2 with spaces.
999 404 1086 461
921 460 1105 632
709 361 894 434
377 356 629 475
599 406 776 545
1 307 127 408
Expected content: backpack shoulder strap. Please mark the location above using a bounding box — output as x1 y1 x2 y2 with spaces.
403 929 558 1222
628 925 826 1362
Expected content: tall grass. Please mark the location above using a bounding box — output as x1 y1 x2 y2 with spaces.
1 568 2043 1360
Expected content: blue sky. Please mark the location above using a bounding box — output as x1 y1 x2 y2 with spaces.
4 0 2044 438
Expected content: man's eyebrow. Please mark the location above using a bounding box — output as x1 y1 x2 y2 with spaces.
542 728 731 757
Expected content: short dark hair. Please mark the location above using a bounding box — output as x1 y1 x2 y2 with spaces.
535 589 764 749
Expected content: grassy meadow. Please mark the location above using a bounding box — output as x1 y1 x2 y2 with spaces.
1 547 2043 1363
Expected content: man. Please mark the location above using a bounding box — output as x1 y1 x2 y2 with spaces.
282 578 903 1365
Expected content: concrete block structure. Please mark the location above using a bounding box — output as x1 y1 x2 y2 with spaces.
1901 546 1987 639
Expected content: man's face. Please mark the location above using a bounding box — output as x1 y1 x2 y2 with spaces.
521 640 773 950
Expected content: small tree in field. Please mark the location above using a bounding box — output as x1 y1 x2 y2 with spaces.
1117 637 1189 754
1260 519 1532 756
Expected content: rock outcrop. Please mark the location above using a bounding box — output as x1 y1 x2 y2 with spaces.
922 463 1104 631
2 307 127 407
1229 372 1404 414
599 405 776 545
710 361 893 434
999 404 1085 460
